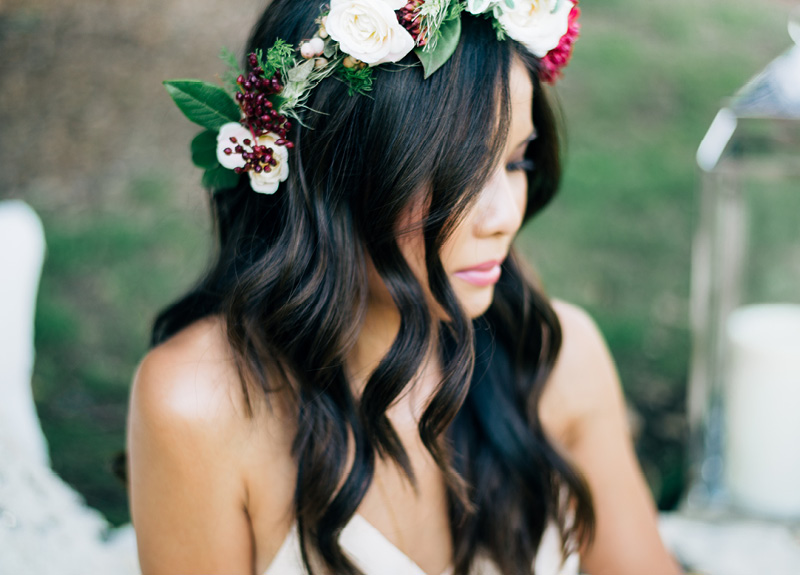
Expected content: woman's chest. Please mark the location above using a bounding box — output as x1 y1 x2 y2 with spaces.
245 418 453 575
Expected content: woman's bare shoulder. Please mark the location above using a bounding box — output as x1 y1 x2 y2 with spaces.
127 316 298 572
126 317 257 571
131 314 298 441
539 299 627 449
542 302 682 574
131 316 247 432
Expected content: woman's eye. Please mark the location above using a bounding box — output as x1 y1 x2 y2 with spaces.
506 159 536 172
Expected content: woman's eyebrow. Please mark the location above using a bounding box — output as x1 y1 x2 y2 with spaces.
515 129 538 149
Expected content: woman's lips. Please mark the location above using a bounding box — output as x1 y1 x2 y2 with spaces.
453 260 502 287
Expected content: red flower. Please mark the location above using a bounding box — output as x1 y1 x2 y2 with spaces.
397 0 428 46
539 3 581 84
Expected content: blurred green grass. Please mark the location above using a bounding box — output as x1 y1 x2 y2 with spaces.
34 175 210 525
518 0 790 507
30 0 793 525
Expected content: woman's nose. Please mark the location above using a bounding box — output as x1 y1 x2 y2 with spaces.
473 168 525 239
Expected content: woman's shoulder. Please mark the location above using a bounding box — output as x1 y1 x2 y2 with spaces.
129 315 296 475
128 316 299 545
128 318 297 571
539 299 627 450
131 316 248 432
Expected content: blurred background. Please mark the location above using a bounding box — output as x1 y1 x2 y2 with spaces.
0 0 794 527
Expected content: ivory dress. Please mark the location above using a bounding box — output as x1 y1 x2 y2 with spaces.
263 513 580 575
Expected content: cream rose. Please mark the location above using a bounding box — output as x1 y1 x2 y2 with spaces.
326 0 415 66
216 122 289 195
494 0 574 58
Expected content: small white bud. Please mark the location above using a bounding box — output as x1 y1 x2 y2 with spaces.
300 42 316 59
308 37 325 56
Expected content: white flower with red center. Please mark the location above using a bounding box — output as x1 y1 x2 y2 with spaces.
217 122 289 195
326 0 416 66
493 0 575 58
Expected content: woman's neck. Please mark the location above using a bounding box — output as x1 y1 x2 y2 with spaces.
346 296 441 429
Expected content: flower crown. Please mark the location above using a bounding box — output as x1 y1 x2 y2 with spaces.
165 0 581 195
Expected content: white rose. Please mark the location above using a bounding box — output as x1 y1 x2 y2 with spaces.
326 0 416 66
494 0 574 58
216 122 289 195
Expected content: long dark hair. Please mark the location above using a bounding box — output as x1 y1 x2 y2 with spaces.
151 2 594 573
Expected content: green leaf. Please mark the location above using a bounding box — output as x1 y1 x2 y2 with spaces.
259 40 296 79
219 46 240 72
220 47 244 92
415 16 461 79
191 130 219 169
335 64 374 96
322 38 336 59
492 17 508 41
202 165 240 191
164 80 240 131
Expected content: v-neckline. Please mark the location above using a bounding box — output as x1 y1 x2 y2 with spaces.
347 513 454 575
263 510 577 575
263 512 454 575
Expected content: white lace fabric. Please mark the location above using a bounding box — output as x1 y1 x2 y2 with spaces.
0 426 140 575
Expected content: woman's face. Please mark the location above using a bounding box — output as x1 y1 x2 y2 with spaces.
368 57 535 322
439 57 534 318
408 57 534 319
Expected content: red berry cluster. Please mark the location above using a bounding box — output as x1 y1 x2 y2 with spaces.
222 52 294 175
234 53 293 147
222 136 281 175
397 0 428 46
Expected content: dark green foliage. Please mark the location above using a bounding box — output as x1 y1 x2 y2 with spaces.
163 80 240 131
191 130 219 169
416 16 462 78
335 63 375 96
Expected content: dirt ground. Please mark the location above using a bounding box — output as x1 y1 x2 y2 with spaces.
0 0 266 207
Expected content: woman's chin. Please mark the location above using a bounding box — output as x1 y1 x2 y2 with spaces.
459 286 496 319
429 286 495 322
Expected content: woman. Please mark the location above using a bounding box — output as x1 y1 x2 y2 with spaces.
127 1 682 574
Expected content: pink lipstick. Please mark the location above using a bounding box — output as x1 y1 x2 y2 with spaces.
453 260 502 287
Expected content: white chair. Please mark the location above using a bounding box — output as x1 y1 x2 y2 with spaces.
0 200 140 575
0 200 50 466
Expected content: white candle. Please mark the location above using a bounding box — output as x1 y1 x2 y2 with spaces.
725 304 800 517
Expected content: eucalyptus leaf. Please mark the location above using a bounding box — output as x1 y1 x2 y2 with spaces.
288 58 315 84
415 16 461 79
323 39 336 59
202 165 240 191
191 130 219 169
164 80 240 131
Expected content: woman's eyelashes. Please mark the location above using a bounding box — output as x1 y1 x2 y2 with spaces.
506 158 536 172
